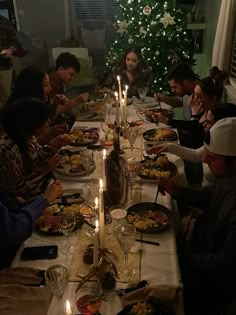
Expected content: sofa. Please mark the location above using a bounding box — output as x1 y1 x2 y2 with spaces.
11 31 49 78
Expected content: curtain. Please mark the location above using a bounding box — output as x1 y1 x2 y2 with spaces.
212 0 236 71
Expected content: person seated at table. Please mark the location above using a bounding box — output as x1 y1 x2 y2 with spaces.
0 98 62 208
154 63 199 121
7 66 70 148
49 52 89 129
0 180 62 269
158 117 236 315
157 76 222 186
99 47 152 98
148 102 236 186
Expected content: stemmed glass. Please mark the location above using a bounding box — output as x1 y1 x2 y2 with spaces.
104 94 113 121
126 123 139 158
126 157 140 206
45 264 69 315
60 214 76 255
101 118 113 147
115 223 136 280
138 87 148 106
80 150 94 179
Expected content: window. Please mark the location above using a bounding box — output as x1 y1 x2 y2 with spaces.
74 0 118 20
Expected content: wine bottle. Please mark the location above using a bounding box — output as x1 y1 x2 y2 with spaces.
113 122 121 152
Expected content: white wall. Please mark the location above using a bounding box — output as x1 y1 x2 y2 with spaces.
16 0 66 48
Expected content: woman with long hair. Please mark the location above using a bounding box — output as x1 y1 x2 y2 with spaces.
7 66 69 148
101 47 152 98
0 98 61 208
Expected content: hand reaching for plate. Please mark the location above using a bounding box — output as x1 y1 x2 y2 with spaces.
147 144 168 155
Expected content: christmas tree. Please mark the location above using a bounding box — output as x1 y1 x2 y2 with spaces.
105 0 195 94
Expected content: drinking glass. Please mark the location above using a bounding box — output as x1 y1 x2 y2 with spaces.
80 150 94 179
60 214 76 255
138 87 148 105
76 286 102 315
115 223 136 280
104 95 113 121
126 157 140 206
45 264 69 315
110 205 127 232
101 118 113 146
80 150 94 196
126 124 139 158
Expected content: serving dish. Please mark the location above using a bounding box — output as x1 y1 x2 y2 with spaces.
126 202 170 233
143 128 177 142
138 156 177 180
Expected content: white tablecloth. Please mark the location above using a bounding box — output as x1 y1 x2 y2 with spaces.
12 105 186 315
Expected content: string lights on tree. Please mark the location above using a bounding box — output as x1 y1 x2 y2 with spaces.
105 0 195 94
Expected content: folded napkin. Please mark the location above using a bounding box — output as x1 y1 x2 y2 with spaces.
0 267 45 286
121 284 178 310
0 284 52 315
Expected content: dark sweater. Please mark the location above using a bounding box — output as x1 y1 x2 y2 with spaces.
0 195 48 269
177 177 236 311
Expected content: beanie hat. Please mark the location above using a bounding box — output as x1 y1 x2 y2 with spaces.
204 117 236 156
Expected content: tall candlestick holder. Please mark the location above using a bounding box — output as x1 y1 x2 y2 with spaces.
76 246 118 293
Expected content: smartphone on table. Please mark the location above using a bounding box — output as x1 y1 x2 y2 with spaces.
21 245 58 260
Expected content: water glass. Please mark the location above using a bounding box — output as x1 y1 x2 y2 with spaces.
60 214 76 255
115 224 136 280
45 264 69 315
138 87 148 105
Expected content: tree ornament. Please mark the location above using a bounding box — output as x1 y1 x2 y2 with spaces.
143 5 152 16
116 20 129 35
128 37 134 44
155 50 160 56
150 20 156 26
139 26 147 37
160 12 176 28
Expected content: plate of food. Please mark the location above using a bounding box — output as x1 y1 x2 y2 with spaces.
145 107 174 122
138 156 177 180
143 128 177 142
126 202 170 233
36 202 94 235
132 96 159 108
117 298 173 315
56 149 95 177
66 127 99 146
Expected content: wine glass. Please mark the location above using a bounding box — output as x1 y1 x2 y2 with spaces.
104 95 113 121
115 223 136 280
126 123 139 158
80 150 94 179
59 214 76 255
138 87 148 105
45 264 69 315
101 118 113 147
126 157 140 206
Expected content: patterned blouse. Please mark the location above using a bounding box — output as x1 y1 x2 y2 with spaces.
0 134 54 208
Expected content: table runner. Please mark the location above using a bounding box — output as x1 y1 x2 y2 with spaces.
69 226 141 283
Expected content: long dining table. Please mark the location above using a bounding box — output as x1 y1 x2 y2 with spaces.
11 103 187 315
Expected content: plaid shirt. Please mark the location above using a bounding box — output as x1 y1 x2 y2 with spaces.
0 15 20 70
